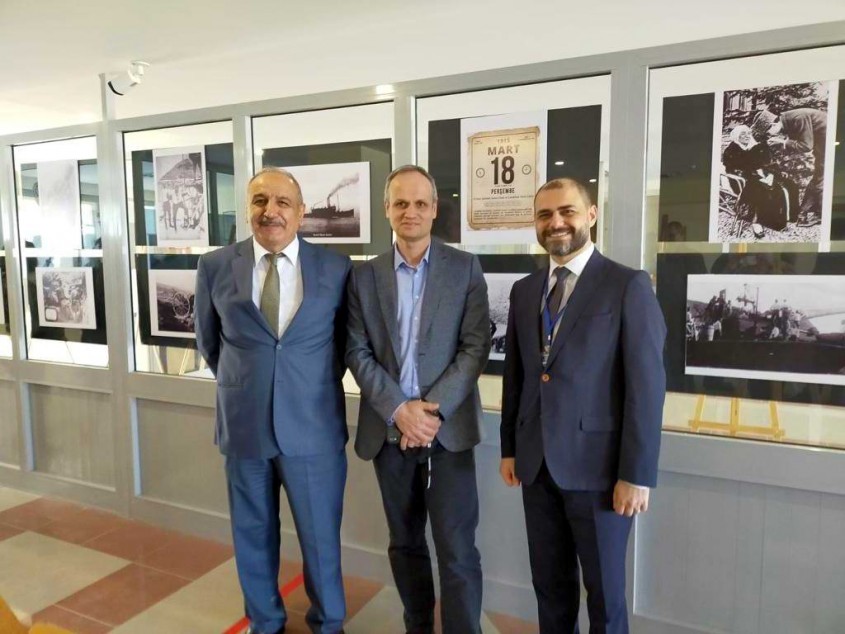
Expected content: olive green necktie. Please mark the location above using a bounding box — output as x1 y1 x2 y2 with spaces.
260 252 280 335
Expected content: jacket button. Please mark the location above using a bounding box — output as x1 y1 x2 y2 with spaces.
276 344 282 350
541 373 550 383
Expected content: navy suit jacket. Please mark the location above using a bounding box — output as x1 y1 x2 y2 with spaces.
501 249 666 490
195 237 352 459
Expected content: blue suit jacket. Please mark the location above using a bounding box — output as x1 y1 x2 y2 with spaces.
195 237 352 459
501 249 666 490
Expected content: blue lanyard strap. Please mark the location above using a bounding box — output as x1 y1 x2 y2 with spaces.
541 275 567 344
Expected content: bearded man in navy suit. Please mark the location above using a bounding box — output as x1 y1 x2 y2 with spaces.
500 178 666 633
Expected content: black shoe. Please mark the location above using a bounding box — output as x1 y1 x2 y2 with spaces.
245 626 285 634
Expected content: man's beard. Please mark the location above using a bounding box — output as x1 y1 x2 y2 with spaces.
541 224 590 258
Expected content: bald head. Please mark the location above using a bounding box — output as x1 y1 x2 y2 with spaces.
248 167 304 206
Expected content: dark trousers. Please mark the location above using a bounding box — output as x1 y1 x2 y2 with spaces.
225 450 347 634
522 462 633 634
373 441 482 634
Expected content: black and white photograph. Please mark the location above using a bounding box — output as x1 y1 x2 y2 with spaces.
35 266 97 330
284 162 370 244
686 274 845 385
710 80 838 243
153 146 209 247
36 160 82 250
149 269 197 339
486 273 522 361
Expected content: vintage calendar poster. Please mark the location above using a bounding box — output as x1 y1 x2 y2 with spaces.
460 111 547 245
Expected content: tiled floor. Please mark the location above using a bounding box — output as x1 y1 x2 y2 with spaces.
0 486 538 633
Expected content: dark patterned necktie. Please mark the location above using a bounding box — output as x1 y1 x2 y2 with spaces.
260 252 280 335
547 266 571 315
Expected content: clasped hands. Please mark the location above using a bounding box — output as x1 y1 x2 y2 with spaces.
499 458 650 517
393 400 441 451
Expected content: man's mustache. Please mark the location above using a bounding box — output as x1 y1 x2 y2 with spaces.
258 216 286 227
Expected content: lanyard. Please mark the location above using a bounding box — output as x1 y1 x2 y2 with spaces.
541 274 567 366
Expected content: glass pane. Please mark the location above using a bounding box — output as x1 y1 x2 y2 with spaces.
12 136 107 367
417 77 612 409
252 102 394 258
124 121 234 377
645 46 845 449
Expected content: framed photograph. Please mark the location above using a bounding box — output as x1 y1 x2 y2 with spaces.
261 138 392 257
136 254 200 349
657 252 845 407
460 111 547 245
685 274 845 385
478 254 546 375
35 266 96 330
284 162 371 243
709 80 838 243
36 160 82 250
149 269 197 339
487 273 524 360
153 146 209 247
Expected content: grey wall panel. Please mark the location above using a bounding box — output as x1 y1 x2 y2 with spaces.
0 380 19 465
759 487 822 634
475 439 532 589
729 482 766 634
339 435 390 554
636 472 845 634
136 399 227 514
814 493 845 634
30 385 114 487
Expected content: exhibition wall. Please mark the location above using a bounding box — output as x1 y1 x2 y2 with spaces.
0 20 844 633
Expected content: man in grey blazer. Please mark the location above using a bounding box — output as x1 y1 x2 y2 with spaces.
195 168 351 634
346 165 491 634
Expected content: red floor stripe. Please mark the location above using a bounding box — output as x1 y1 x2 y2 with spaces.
222 572 305 634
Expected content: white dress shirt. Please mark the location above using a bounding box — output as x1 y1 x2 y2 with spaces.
252 236 303 337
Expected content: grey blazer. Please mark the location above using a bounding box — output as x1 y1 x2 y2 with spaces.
346 239 491 460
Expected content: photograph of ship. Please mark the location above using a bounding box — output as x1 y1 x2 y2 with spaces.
149 269 197 339
285 162 370 244
686 274 845 385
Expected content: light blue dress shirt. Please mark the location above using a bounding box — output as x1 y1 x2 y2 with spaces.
394 243 430 407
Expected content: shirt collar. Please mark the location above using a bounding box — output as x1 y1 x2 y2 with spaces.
253 235 300 268
548 242 594 283
393 243 431 271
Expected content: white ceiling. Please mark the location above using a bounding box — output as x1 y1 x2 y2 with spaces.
1 0 843 135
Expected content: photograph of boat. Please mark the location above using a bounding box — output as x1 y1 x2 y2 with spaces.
685 274 845 385
284 161 370 243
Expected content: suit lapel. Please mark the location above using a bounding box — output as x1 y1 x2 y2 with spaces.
418 240 445 343
373 251 402 366
545 250 608 368
518 268 548 366
232 238 277 339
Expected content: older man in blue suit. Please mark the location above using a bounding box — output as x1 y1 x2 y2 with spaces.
500 178 666 633
195 167 351 634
